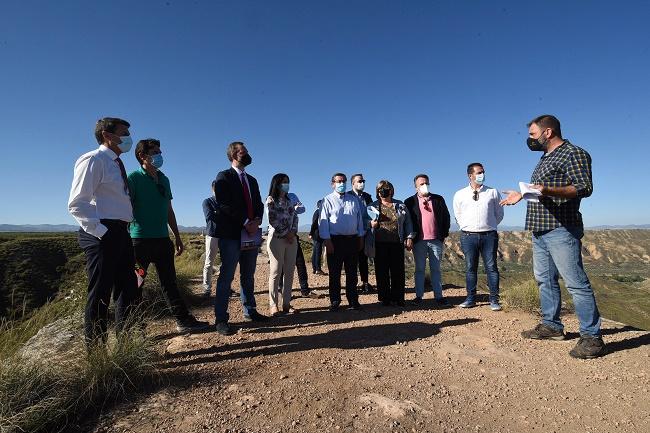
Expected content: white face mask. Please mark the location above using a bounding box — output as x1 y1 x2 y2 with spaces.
117 135 133 153
418 184 429 195
474 173 485 184
354 181 365 192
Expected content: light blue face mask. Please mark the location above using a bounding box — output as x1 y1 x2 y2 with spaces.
117 135 133 153
335 182 346 194
475 173 485 184
280 183 290 193
150 154 164 169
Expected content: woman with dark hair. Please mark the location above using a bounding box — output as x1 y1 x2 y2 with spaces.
266 173 299 315
368 180 413 306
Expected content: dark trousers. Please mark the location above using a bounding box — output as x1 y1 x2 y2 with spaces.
311 238 324 272
375 241 405 304
78 221 138 346
133 237 190 322
357 248 369 283
280 240 309 293
326 236 360 306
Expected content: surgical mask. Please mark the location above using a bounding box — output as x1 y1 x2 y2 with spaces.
527 134 548 152
150 154 164 169
240 153 252 166
474 173 484 184
280 183 290 193
117 135 133 153
335 182 346 194
418 184 429 195
379 188 391 198
355 182 365 192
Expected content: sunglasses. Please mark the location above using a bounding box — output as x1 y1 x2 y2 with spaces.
423 199 431 211
473 190 479 201
156 183 167 199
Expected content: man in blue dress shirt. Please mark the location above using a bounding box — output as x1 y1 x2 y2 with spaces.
318 173 365 311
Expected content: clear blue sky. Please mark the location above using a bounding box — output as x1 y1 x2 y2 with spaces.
1 0 648 228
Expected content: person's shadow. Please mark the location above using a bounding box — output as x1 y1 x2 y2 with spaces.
160 318 480 369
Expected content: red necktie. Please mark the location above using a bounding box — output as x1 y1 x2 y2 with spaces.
240 172 254 220
115 157 129 195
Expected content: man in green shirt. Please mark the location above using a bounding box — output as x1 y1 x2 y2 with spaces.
128 138 209 333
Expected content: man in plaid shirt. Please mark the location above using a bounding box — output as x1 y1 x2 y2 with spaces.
501 115 605 359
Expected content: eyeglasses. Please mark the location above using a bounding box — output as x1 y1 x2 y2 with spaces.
423 199 431 211
473 190 479 201
156 183 167 199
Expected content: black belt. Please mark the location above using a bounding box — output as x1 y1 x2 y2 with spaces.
331 234 358 239
100 219 129 228
461 230 496 235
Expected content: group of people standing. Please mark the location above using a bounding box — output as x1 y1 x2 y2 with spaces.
69 114 605 360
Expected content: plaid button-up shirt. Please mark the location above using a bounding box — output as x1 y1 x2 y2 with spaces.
525 140 593 232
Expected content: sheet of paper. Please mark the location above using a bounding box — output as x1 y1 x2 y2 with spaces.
519 182 542 202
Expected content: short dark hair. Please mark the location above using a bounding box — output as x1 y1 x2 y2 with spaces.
94 117 130 145
375 180 394 199
211 180 217 193
527 114 562 139
135 138 160 165
226 141 245 161
467 162 483 175
413 174 429 184
331 172 347 183
351 173 364 183
268 173 289 201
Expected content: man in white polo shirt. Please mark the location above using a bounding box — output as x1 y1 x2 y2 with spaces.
453 162 504 311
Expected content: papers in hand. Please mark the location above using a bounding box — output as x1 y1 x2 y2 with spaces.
367 206 379 221
519 182 542 202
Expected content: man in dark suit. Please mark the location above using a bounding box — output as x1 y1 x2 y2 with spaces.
212 141 267 335
309 199 326 275
349 173 374 293
404 174 451 306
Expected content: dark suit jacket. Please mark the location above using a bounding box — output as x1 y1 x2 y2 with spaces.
348 190 373 206
213 168 264 240
202 196 219 237
404 193 450 242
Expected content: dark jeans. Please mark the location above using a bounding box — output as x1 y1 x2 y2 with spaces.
375 241 405 304
215 238 258 323
459 231 500 303
132 237 190 322
326 236 360 306
311 238 324 272
358 248 369 283
280 239 309 293
78 221 138 346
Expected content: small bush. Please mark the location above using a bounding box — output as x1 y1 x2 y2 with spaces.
610 274 645 283
502 279 540 313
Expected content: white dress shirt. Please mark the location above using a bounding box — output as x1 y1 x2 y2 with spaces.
453 184 504 232
68 145 133 238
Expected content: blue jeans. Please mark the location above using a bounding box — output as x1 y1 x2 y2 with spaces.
413 239 444 299
532 226 601 337
215 238 258 323
459 231 500 303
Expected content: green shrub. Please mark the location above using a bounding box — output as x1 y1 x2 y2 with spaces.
502 279 540 313
610 274 645 283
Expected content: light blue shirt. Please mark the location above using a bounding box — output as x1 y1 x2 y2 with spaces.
318 191 365 239
287 192 305 215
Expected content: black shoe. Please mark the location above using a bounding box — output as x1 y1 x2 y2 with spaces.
301 291 311 297
521 323 566 341
350 303 363 311
364 283 375 293
243 311 269 322
329 302 340 312
569 336 606 359
176 317 211 334
434 298 449 307
394 300 405 307
409 297 423 305
230 289 239 298
215 321 235 336
314 270 327 276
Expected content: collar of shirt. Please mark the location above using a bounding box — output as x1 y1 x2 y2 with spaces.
417 194 431 204
98 144 118 161
232 165 245 177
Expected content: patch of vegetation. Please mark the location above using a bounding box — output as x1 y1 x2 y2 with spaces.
609 274 645 283
501 279 540 313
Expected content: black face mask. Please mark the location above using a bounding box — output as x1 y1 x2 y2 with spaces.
239 153 252 166
379 188 391 198
527 134 548 152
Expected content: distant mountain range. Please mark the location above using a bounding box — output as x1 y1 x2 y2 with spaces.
2 223 649 233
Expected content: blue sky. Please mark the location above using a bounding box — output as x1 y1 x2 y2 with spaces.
1 0 648 228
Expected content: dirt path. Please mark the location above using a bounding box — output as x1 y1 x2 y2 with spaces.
92 251 650 433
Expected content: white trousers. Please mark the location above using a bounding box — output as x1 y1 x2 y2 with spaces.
267 233 297 310
203 235 220 292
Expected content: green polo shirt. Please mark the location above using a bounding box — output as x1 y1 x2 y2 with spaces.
127 167 173 239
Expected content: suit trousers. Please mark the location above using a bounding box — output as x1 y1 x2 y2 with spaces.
326 236 360 306
375 241 405 304
78 221 138 346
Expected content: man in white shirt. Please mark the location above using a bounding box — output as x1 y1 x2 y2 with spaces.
68 117 139 347
453 163 504 311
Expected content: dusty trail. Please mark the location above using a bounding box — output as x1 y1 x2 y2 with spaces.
93 251 650 433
